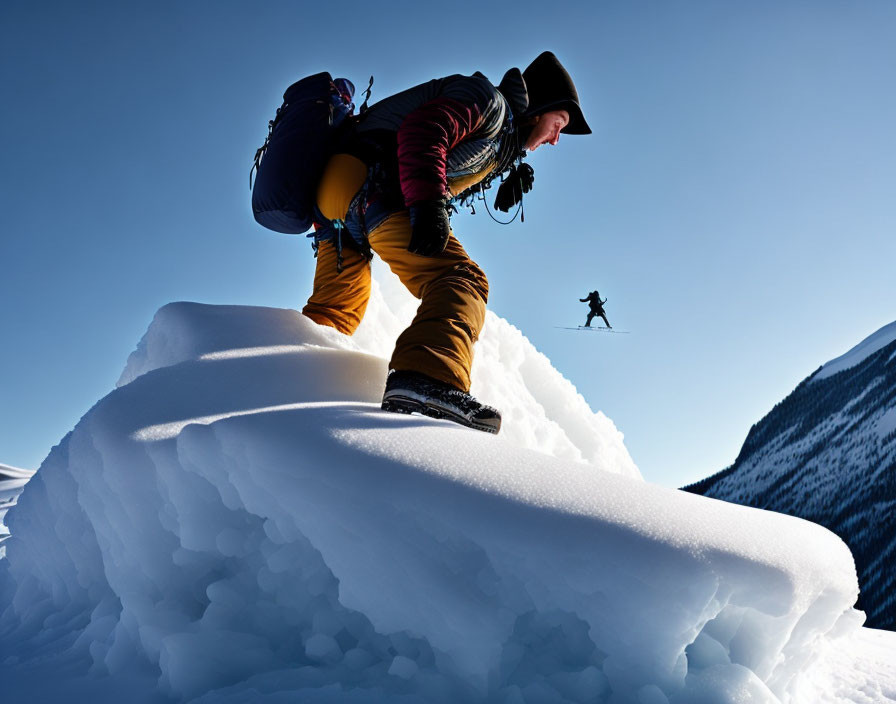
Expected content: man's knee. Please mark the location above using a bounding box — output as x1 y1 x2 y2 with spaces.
432 260 488 303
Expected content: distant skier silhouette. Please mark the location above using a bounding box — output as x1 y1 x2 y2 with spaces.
580 291 611 328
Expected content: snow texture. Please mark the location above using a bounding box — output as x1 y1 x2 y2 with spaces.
809 628 896 703
1 271 892 702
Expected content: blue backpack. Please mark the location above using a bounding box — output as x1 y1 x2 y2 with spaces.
250 73 369 234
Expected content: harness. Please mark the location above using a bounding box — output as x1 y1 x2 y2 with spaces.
453 114 528 224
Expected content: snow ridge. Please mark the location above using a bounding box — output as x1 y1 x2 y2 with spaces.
0 299 869 703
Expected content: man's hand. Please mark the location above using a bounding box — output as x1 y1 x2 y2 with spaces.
408 199 451 256
493 163 535 212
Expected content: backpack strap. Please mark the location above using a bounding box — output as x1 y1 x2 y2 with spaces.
249 105 282 190
331 219 347 273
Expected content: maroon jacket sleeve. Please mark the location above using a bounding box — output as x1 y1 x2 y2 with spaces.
396 96 484 206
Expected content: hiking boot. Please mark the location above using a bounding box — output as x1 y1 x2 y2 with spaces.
381 370 502 435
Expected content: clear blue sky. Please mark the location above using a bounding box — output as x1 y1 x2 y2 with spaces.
2 0 895 487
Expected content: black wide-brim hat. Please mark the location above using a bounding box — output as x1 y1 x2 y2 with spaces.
522 51 592 135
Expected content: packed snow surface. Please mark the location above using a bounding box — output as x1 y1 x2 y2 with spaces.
813 320 896 382
1 275 891 702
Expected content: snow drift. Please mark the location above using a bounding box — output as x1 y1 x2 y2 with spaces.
0 275 875 702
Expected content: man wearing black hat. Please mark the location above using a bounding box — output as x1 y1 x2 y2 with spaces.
518 50 592 136
302 52 591 434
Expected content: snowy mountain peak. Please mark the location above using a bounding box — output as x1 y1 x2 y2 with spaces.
813 319 896 382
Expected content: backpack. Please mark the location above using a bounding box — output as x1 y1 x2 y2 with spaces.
250 73 367 235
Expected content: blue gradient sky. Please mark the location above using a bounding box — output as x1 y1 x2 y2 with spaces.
2 1 895 487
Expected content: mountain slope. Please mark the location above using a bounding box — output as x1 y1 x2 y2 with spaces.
686 322 896 630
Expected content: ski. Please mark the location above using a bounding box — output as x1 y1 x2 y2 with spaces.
555 326 630 334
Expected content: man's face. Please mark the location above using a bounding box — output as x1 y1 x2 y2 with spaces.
525 110 570 151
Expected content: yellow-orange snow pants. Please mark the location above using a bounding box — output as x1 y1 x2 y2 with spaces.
302 154 489 392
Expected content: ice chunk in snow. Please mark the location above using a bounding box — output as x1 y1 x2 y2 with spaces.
0 298 885 703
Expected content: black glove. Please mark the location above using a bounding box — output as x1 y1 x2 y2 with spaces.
493 163 535 212
408 199 451 256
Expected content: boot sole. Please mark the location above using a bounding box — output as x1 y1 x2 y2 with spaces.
381 395 501 435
